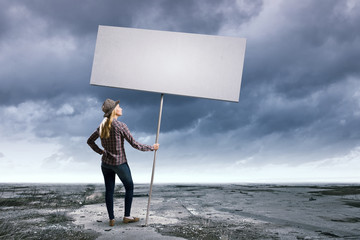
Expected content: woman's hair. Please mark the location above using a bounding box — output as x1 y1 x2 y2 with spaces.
100 108 117 139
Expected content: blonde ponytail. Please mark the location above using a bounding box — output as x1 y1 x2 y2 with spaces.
100 108 117 139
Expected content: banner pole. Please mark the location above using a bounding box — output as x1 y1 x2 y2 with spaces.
145 93 164 226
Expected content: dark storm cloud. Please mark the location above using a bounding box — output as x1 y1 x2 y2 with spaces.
245 0 360 99
0 0 264 133
0 0 142 39
1 0 359 158
220 0 360 149
147 0 263 34
0 0 262 105
1 0 360 183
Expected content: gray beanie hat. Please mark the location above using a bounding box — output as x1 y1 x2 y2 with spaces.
102 98 120 117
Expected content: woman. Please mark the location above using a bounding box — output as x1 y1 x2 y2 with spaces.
87 98 159 226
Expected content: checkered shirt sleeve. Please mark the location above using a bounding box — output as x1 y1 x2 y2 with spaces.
87 119 154 165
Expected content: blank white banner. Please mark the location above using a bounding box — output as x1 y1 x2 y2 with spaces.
90 25 246 102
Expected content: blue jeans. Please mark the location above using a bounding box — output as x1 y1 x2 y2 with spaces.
101 162 134 220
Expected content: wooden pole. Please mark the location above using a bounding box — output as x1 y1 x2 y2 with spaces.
145 93 164 226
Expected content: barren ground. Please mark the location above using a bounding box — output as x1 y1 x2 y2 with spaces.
1 184 359 239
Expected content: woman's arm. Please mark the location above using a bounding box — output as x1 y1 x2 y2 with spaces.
118 122 158 151
87 129 104 155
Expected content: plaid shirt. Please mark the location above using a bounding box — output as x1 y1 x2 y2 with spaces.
87 119 154 165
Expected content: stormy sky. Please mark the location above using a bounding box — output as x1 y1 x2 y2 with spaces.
0 0 359 183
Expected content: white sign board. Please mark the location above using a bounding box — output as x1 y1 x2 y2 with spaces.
90 25 246 102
